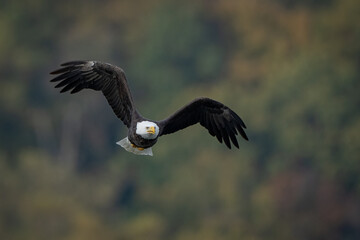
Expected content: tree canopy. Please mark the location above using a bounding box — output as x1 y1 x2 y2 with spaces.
0 0 359 239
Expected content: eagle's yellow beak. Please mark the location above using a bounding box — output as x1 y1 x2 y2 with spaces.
147 126 156 134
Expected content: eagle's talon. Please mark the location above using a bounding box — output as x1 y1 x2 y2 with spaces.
131 143 144 151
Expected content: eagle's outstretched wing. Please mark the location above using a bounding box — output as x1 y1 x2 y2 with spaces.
158 97 248 149
50 61 134 127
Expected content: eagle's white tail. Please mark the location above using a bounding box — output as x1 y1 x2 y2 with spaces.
116 137 153 156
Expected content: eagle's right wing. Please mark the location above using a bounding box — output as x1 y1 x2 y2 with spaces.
157 97 248 149
50 61 135 127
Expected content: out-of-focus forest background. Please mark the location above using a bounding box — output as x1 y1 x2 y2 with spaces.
0 0 359 239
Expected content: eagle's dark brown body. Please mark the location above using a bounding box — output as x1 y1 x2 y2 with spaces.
128 112 158 149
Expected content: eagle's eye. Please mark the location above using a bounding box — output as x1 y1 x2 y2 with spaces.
146 127 149 129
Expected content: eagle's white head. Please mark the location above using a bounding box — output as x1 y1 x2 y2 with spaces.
136 121 159 139
116 121 159 156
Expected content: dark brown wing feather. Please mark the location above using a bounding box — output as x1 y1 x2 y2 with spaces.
158 97 248 149
50 61 135 127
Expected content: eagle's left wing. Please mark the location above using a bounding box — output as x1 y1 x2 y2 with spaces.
50 61 135 128
157 97 248 149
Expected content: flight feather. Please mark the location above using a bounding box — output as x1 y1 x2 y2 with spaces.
50 61 134 127
158 97 248 149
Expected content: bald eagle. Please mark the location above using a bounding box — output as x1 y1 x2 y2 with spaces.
50 61 248 156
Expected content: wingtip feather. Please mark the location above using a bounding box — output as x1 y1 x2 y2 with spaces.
70 85 84 94
59 87 69 93
50 66 72 75
60 60 87 67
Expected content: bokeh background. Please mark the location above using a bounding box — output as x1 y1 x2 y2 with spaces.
0 0 359 239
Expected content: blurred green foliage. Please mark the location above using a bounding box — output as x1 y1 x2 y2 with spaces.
0 0 359 239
